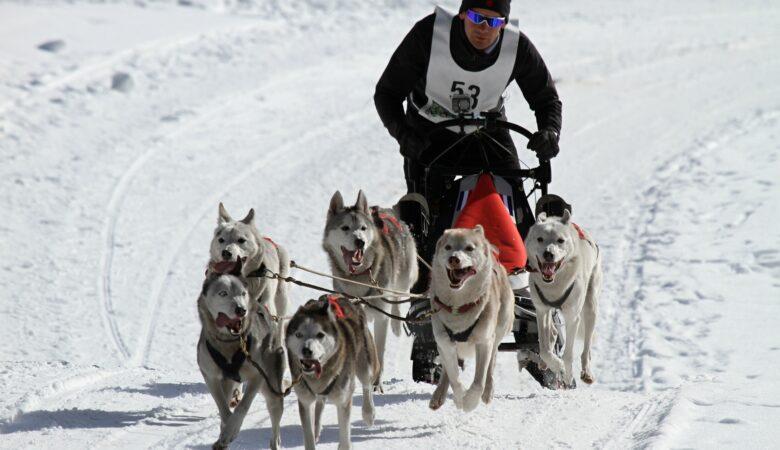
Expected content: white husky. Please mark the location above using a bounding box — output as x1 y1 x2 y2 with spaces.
525 210 602 386
428 226 514 412
209 203 291 322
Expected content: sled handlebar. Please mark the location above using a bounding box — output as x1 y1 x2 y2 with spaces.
428 115 534 140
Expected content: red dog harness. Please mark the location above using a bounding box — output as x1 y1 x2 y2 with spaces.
327 295 346 319
370 206 404 236
433 296 482 315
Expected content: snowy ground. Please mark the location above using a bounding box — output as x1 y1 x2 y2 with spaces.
1 0 779 448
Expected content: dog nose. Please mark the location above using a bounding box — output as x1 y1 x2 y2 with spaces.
222 249 232 260
235 306 246 317
355 239 365 250
448 256 460 267
301 347 313 358
543 251 554 262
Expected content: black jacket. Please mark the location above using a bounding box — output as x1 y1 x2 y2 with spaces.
374 13 562 158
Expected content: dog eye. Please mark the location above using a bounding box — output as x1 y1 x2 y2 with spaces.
557 238 565 244
360 226 367 231
237 238 246 244
316 332 325 339
444 245 452 251
218 238 225 243
295 332 302 338
465 245 474 252
219 291 228 297
341 225 350 231
537 237 544 243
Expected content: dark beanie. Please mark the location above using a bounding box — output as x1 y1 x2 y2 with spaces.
460 0 511 18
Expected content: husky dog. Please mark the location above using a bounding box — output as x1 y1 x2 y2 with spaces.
322 190 417 389
286 295 380 450
209 203 291 325
525 210 602 386
196 258 285 450
428 225 514 412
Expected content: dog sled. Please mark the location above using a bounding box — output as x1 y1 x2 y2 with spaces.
398 112 572 389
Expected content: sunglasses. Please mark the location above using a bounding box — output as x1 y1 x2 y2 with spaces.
466 9 507 28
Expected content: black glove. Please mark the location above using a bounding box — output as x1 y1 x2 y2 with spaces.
527 127 560 160
398 126 430 161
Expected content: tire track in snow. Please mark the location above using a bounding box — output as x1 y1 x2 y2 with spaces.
614 106 779 392
99 87 269 365
1 367 128 426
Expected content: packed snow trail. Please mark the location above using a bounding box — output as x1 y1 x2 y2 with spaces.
1 0 779 448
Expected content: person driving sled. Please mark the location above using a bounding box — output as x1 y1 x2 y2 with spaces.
375 0 561 264
374 0 563 384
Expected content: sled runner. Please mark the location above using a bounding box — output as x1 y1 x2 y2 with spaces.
399 112 571 389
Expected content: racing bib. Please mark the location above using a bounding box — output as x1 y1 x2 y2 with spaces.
417 6 519 133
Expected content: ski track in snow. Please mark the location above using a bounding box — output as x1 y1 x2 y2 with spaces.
2 0 780 448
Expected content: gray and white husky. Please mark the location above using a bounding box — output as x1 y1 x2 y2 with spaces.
322 190 418 389
428 225 514 412
285 295 380 450
525 210 602 386
209 203 291 324
196 258 285 450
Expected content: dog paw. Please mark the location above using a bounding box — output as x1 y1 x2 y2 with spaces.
269 436 281 450
481 383 494 404
362 405 375 426
429 391 447 410
543 355 564 374
462 386 482 412
212 441 228 450
452 393 464 410
580 369 595 384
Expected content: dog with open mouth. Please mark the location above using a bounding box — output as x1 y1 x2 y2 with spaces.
196 258 285 450
428 225 514 412
209 203 291 329
525 209 603 386
322 190 418 391
285 295 380 450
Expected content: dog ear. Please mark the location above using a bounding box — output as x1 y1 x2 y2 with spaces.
328 191 344 217
561 209 571 225
536 212 547 223
218 202 233 224
240 208 255 225
355 190 369 214
473 224 484 235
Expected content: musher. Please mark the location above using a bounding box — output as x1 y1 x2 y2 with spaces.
374 0 564 384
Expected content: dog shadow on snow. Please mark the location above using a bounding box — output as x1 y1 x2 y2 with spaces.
1 382 209 434
105 381 209 398
191 392 439 449
0 408 165 433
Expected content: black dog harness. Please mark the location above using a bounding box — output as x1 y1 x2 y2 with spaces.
206 334 254 383
443 316 481 342
533 282 576 309
301 374 340 397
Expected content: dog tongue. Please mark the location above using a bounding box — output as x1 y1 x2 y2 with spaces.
314 361 322 379
215 312 239 328
542 263 556 277
211 260 237 274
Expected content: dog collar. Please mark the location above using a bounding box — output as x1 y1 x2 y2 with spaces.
533 282 576 309
245 262 267 278
433 296 482 315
